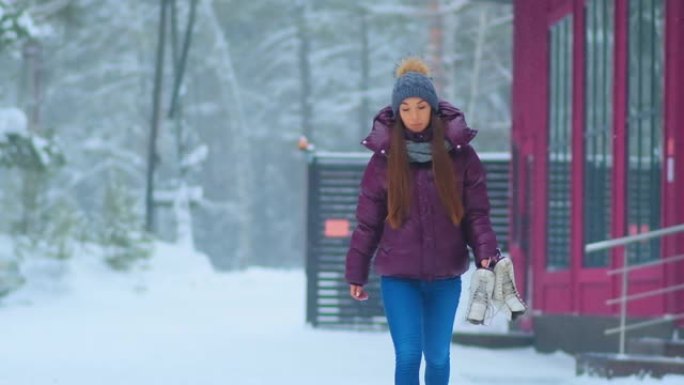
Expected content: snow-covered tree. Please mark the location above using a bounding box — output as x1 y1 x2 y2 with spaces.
0 107 64 170
0 0 35 49
0 0 513 273
207 0 512 267
1 1 155 276
100 175 152 271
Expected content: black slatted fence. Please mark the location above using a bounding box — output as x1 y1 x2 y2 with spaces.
305 151 511 328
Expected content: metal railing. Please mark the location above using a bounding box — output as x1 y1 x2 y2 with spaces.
584 223 684 355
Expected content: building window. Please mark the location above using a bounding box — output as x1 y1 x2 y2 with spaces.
584 0 614 268
626 0 664 264
547 15 573 270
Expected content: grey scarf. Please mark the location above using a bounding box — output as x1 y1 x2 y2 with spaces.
406 140 453 163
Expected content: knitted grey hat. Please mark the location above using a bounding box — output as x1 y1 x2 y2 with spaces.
391 58 439 116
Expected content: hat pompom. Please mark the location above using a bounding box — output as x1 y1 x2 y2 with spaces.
395 57 430 78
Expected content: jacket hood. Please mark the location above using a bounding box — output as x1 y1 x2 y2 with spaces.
361 100 478 154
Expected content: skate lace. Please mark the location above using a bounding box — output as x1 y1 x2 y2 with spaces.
474 282 489 303
469 278 496 324
503 279 526 305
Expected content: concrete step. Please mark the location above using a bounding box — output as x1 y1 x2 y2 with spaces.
628 337 684 358
576 352 684 379
452 331 534 349
533 314 675 354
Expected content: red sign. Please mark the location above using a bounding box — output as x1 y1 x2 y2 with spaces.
324 219 350 238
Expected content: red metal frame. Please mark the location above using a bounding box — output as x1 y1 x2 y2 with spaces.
610 0 628 317
549 0 573 25
537 0 574 315
510 0 552 314
570 0 586 314
571 0 615 315
623 0 667 317
534 0 553 313
663 0 684 321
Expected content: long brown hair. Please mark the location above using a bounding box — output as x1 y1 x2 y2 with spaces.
387 114 464 229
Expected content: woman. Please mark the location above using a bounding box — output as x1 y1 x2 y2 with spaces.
344 57 502 385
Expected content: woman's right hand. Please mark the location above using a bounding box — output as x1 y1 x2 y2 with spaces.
349 284 369 301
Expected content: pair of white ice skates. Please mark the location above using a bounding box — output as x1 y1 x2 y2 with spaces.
466 258 527 325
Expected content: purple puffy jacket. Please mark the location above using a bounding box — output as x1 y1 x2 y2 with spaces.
345 101 499 286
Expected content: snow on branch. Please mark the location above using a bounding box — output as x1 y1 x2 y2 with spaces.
0 1 50 48
181 144 208 169
0 107 27 137
0 108 65 170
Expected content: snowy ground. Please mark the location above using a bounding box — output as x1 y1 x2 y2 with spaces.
0 241 681 385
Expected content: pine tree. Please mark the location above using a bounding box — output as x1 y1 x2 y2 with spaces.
100 175 152 271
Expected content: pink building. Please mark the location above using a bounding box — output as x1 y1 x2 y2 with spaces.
509 0 684 350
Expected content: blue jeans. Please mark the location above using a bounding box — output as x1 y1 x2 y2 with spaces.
381 276 462 385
